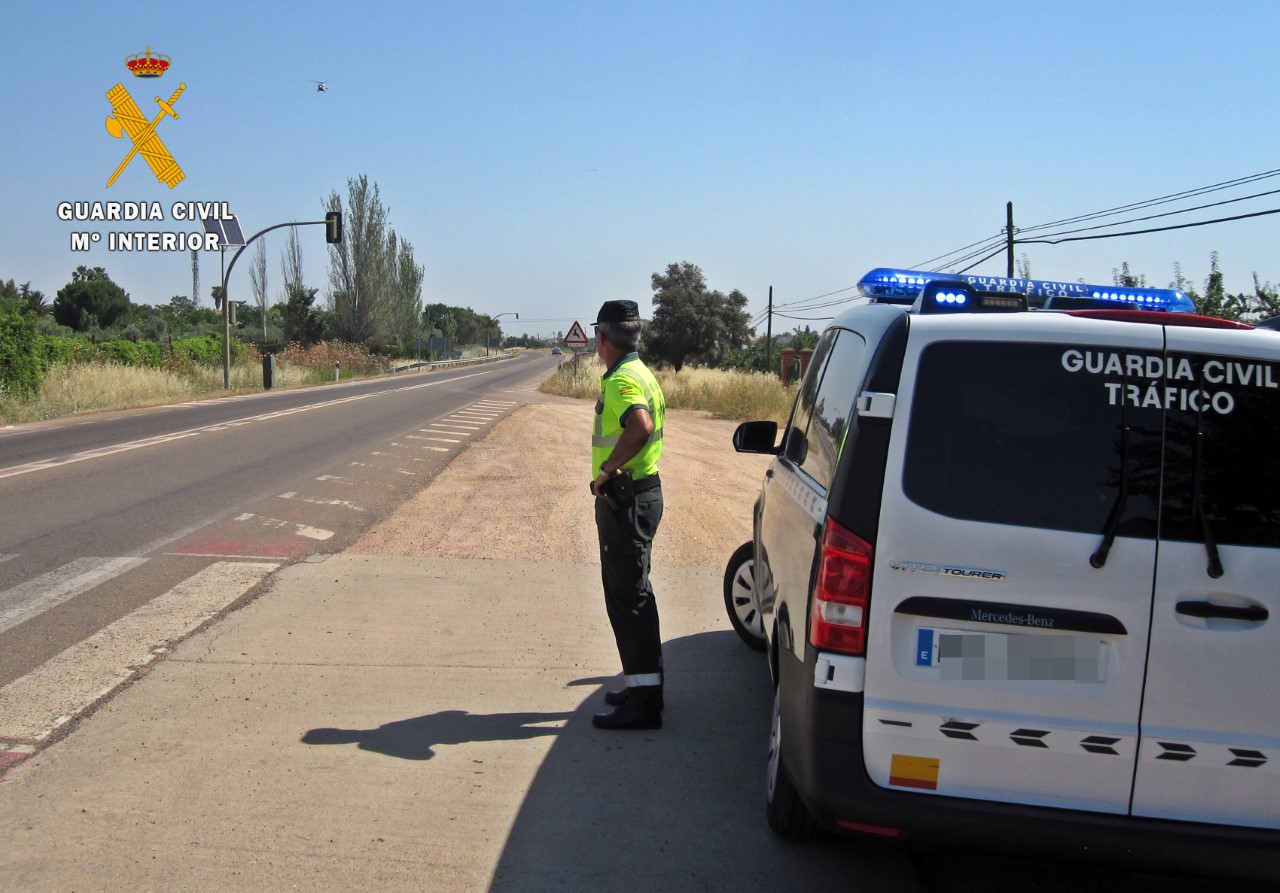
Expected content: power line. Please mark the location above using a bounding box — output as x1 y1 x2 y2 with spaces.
773 311 836 322
914 232 1007 270
957 244 1013 274
768 283 860 312
1016 206 1280 246
757 168 1280 341
1017 168 1280 235
925 166 1280 277
1020 186 1280 243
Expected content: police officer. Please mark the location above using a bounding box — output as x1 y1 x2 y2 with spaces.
589 299 667 730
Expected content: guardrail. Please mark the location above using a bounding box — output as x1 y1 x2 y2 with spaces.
389 352 515 374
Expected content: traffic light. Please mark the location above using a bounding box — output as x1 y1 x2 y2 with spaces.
325 211 343 244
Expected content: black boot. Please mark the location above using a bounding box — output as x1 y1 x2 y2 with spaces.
592 686 663 730
604 687 665 710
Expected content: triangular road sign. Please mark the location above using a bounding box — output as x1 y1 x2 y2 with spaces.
563 320 589 347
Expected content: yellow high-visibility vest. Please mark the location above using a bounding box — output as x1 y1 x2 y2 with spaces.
593 353 665 479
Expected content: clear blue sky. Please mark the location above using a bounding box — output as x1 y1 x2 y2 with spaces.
4 1 1279 339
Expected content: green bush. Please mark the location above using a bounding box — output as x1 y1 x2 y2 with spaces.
41 336 96 368
168 335 230 366
0 303 43 397
97 338 161 367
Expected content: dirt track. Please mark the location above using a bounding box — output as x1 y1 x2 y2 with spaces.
352 392 773 569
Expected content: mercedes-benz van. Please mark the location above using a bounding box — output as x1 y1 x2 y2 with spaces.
732 268 1279 882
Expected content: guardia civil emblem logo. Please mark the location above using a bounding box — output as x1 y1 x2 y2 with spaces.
104 46 186 188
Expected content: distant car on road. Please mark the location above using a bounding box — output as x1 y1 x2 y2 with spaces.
552 346 562 355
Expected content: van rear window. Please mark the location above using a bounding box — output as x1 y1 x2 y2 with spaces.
903 342 1162 536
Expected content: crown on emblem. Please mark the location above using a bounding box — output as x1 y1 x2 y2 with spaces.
126 46 170 78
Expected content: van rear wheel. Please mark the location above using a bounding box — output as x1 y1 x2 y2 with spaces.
766 686 821 839
723 541 767 651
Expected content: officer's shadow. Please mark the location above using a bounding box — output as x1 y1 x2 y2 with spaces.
301 709 574 761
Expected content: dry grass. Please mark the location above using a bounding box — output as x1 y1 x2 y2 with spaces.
540 355 796 424
1 362 203 423
0 341 511 425
271 342 387 377
0 343 382 425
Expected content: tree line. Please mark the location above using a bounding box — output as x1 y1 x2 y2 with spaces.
6 167 1280 399
1112 252 1280 321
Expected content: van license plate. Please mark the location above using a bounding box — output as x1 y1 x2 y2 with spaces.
915 628 1105 682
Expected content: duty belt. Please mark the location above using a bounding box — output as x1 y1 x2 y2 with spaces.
631 474 661 492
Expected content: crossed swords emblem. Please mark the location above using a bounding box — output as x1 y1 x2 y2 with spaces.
104 82 186 188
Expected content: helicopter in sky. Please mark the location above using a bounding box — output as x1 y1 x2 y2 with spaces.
311 80 328 92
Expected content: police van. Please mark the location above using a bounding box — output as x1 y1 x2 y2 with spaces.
731 267 1280 881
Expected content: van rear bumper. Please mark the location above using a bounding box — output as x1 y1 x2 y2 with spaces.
778 649 1280 884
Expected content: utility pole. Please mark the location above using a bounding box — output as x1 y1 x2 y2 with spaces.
765 285 774 374
1006 201 1015 278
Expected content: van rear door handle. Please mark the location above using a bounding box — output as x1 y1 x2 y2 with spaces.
1175 600 1269 622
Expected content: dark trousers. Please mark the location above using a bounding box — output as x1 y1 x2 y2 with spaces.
594 484 664 686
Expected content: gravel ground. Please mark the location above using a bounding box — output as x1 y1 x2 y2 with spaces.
351 392 774 568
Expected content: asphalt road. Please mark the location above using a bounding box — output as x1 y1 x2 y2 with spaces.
0 352 556 740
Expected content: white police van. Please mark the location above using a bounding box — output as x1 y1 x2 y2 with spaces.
732 268 1280 881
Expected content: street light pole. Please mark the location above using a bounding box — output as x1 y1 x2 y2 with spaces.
488 311 518 357
219 217 339 389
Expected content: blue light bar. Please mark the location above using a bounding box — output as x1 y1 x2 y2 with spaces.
934 289 968 306
857 267 1196 313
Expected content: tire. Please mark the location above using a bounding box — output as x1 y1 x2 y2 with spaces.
766 686 822 839
723 541 767 651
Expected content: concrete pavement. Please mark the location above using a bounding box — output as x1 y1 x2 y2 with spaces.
0 554 906 892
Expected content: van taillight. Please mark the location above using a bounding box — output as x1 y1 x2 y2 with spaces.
809 518 873 656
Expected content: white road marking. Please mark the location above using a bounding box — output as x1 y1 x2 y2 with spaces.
276 493 368 512
0 561 278 742
233 513 335 541
0 432 202 480
0 368 505 481
0 557 149 636
163 552 293 561
295 525 335 540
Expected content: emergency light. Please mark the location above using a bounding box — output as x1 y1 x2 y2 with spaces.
857 267 1196 314
1043 290 1185 312
914 279 1028 315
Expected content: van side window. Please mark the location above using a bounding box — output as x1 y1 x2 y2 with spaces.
803 331 867 491
782 332 837 468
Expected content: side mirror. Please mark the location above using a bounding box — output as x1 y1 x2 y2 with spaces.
733 420 780 454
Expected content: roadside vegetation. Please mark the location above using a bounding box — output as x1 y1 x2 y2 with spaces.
5 168 1276 428
0 342 379 424
541 353 798 426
